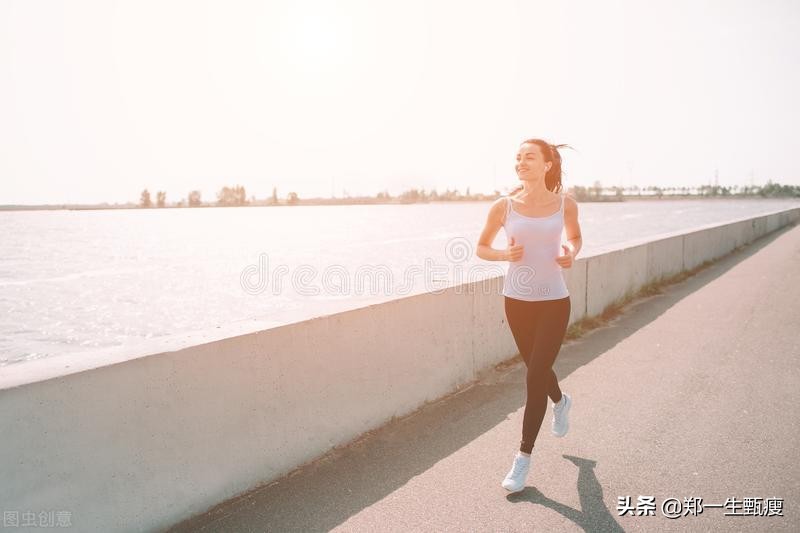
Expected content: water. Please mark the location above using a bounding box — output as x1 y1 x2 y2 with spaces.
2 198 797 366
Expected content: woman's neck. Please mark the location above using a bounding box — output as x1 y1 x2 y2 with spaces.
516 180 556 204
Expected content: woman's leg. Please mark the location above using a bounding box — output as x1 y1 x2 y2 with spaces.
519 296 571 454
504 297 564 404
547 369 563 404
504 295 536 367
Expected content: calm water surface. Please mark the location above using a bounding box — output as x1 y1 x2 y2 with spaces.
1 198 797 366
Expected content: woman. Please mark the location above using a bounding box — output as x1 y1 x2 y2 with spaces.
476 138 583 493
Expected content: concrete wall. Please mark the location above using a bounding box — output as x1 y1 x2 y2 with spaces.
1 206 798 532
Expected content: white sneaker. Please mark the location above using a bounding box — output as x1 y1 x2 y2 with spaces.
501 452 531 493
551 393 572 437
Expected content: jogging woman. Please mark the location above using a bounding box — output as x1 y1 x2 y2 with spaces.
476 138 583 493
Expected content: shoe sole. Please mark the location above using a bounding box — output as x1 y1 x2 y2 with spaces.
552 395 571 438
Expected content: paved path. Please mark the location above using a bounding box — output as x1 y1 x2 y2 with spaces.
169 222 800 533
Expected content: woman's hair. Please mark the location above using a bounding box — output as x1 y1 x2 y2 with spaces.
509 139 571 196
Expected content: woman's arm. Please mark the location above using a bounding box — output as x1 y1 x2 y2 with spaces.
476 198 511 261
563 194 582 258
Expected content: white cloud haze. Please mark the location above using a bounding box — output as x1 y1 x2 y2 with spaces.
1 0 798 204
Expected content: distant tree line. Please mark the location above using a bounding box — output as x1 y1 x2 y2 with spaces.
570 180 799 201
136 179 799 208
138 185 298 208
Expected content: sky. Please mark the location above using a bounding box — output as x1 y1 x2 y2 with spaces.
1 0 799 204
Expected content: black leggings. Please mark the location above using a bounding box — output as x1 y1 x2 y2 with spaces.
504 295 571 454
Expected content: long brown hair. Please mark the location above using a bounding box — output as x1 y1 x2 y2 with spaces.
509 139 571 196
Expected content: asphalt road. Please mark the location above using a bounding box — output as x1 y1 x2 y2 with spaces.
169 222 800 533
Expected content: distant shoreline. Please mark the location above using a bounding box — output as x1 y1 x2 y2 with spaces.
1 194 798 212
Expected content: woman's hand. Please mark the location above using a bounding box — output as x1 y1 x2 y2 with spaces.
505 236 524 262
556 243 574 269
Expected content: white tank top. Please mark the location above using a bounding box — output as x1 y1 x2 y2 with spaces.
502 193 570 301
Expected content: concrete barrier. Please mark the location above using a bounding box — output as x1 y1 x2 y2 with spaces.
1 206 798 532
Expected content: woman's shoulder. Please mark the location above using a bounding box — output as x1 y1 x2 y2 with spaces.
492 195 512 208
489 196 511 223
561 191 578 212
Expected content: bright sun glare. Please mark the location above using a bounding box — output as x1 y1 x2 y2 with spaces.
278 6 354 77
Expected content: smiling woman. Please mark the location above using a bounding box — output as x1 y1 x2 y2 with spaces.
476 138 583 493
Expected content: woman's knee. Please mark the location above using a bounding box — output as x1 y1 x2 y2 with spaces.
525 346 562 380
525 366 550 389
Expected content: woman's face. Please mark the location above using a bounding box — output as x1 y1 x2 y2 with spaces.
515 142 551 182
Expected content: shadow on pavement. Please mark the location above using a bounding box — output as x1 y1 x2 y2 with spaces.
507 455 624 533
